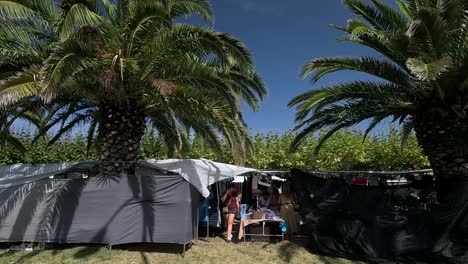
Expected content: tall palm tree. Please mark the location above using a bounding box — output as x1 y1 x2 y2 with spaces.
289 0 468 212
0 0 266 174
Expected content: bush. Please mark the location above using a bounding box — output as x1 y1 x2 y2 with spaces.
0 129 430 171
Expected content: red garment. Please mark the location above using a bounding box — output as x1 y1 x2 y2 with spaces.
223 189 239 209
352 177 368 186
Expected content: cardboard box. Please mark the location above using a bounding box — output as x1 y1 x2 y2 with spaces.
252 211 266 219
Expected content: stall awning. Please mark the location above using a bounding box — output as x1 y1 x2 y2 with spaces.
143 158 256 197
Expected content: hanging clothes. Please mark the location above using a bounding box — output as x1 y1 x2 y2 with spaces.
279 194 298 235
252 175 259 190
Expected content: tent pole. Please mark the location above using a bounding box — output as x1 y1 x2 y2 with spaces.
206 195 209 238
207 173 210 239
196 206 199 241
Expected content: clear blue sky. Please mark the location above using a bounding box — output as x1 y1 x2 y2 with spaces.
187 0 393 134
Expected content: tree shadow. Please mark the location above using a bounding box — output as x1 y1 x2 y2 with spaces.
0 162 198 263
278 241 300 263
140 251 150 264
1 249 42 263
0 163 92 263
8 180 52 241
73 245 102 259
118 242 191 255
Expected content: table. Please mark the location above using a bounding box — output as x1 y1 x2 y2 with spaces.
238 218 285 242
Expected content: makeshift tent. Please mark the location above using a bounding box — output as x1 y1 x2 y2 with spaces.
0 160 254 246
291 169 468 263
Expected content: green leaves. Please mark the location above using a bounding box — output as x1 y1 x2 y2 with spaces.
0 1 36 18
168 0 213 23
0 0 265 165
291 0 468 155
0 129 430 172
100 0 117 22
406 56 454 81
301 56 412 87
0 67 42 108
13 0 60 22
60 3 104 40
344 0 406 31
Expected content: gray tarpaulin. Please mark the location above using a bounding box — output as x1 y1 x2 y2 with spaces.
0 159 255 245
0 159 256 197
0 165 199 245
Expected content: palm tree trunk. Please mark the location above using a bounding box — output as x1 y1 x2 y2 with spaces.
414 117 468 225
98 102 146 175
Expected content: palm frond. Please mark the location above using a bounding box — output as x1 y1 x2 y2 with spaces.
100 0 116 22
60 3 104 40
370 0 407 30
406 56 454 81
0 67 42 107
301 56 412 87
400 118 415 147
344 0 405 31
167 0 213 23
0 1 37 18
12 0 60 22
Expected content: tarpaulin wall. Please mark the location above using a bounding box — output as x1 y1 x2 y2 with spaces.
0 167 199 245
291 169 468 263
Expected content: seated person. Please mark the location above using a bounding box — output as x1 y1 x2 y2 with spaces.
257 188 272 208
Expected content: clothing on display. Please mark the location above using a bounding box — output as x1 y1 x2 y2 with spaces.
252 175 259 190
258 174 272 187
257 194 272 208
279 193 298 235
258 208 280 220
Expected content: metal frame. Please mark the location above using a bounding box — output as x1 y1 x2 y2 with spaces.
243 220 284 242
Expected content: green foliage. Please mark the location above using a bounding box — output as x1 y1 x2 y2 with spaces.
0 129 429 171
0 130 98 165
0 0 267 165
247 129 429 171
289 0 468 154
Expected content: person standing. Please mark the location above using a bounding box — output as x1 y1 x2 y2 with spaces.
222 184 239 242
278 183 298 238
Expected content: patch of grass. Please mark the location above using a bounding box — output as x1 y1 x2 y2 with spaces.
0 238 362 264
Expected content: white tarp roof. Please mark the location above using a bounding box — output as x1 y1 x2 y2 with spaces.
232 175 286 183
0 162 84 189
143 159 256 197
0 159 257 198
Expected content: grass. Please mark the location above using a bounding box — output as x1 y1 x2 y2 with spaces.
0 237 363 264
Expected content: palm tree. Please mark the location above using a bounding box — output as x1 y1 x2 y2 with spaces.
289 0 468 211
0 101 43 155
0 0 266 174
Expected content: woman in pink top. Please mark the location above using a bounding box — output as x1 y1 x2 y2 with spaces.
221 184 239 242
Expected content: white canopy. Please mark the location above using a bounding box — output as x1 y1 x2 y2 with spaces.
0 159 257 198
143 159 257 197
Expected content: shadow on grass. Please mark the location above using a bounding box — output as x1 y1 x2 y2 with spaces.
116 242 191 255
10 250 42 263
278 237 361 264
0 249 43 264
278 242 300 263
140 252 150 264
73 245 103 259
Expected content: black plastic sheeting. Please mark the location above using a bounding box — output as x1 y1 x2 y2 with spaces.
291 169 468 263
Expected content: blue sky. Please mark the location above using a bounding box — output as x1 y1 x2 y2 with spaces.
187 0 392 134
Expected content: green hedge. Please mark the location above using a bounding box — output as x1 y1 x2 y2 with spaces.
0 129 430 171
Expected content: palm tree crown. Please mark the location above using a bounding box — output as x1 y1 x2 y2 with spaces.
0 0 266 172
289 0 468 153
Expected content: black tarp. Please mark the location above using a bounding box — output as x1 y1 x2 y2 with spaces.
0 165 199 245
291 169 468 263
